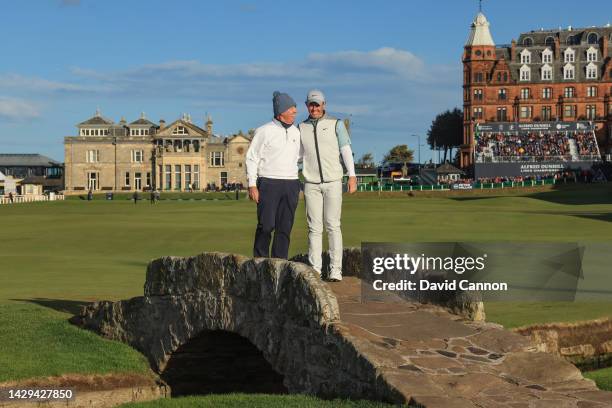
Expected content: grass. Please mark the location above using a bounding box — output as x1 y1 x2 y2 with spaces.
119 394 395 408
0 303 151 383
0 183 611 386
584 367 612 391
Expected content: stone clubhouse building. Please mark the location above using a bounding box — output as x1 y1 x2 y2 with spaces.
64 110 250 193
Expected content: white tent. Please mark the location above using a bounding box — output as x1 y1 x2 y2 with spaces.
0 170 5 181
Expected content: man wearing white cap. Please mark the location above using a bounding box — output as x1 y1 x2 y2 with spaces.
299 89 357 281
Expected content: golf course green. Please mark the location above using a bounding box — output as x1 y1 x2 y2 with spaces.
1 183 611 396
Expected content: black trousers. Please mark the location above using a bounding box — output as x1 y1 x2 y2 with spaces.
253 177 300 259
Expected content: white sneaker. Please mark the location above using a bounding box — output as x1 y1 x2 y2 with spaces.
327 269 342 282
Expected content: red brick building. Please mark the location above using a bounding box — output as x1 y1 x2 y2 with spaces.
460 13 612 168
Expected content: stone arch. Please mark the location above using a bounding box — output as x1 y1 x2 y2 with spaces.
74 254 360 397
160 329 287 396
74 251 612 406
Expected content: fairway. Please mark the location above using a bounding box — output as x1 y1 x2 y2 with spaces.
1 184 612 385
2 184 612 320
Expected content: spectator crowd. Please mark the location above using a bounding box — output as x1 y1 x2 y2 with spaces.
476 131 599 161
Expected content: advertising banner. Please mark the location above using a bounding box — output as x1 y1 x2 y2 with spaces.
474 161 595 178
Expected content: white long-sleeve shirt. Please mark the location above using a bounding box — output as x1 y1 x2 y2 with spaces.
246 119 301 187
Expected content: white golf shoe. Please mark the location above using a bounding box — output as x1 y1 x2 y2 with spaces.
327 269 342 282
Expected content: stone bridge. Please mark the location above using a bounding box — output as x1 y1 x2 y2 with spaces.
73 250 612 407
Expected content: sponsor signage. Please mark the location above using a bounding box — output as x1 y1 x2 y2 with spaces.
475 121 593 133
474 161 596 178
451 183 473 190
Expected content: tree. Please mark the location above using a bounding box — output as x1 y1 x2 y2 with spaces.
426 108 463 163
383 145 414 164
356 152 375 168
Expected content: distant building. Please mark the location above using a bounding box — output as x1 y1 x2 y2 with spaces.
63 110 250 192
461 12 612 167
0 153 64 192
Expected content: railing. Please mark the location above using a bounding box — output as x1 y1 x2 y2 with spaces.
0 194 65 205
356 178 563 192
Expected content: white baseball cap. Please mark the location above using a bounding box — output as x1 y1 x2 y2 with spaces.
306 89 326 105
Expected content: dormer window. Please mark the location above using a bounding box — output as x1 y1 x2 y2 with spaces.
563 63 575 80
587 33 598 44
542 48 553 63
130 128 150 136
520 49 531 64
564 48 575 63
541 64 553 80
586 62 598 79
523 37 533 47
172 126 189 135
545 36 555 46
586 46 598 62
519 65 530 81
81 128 109 136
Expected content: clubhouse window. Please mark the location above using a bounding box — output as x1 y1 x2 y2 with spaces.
473 107 483 119
185 165 192 190
586 64 597 80
542 88 552 99
563 105 576 118
498 88 507 100
193 165 200 190
586 105 596 120
209 151 224 167
124 172 130 187
220 171 228 186
174 165 181 190
563 64 575 80
86 150 100 163
564 87 575 98
164 165 171 190
520 106 532 119
587 86 597 97
520 88 530 99
473 89 483 101
131 150 144 163
130 128 150 136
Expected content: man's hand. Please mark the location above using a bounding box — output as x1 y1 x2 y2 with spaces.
347 176 357 194
248 186 259 203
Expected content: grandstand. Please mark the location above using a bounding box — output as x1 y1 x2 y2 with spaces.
474 121 602 178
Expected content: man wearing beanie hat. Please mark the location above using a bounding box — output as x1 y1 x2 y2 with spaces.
299 89 357 281
245 91 301 259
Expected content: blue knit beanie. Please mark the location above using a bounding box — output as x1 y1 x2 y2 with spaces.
272 91 296 117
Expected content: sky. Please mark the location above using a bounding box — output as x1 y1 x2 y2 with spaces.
0 0 610 164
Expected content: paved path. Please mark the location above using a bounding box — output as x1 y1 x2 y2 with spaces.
327 277 612 408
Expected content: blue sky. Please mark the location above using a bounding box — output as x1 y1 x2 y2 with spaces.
0 0 610 163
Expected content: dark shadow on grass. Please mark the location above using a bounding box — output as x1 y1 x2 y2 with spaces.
520 210 612 224
12 298 93 315
573 213 612 224
526 184 612 206
449 196 502 202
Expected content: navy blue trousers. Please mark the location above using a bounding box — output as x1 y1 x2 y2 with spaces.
253 177 300 259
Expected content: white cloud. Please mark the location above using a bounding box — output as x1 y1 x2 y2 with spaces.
0 74 106 93
0 97 39 120
0 47 462 160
